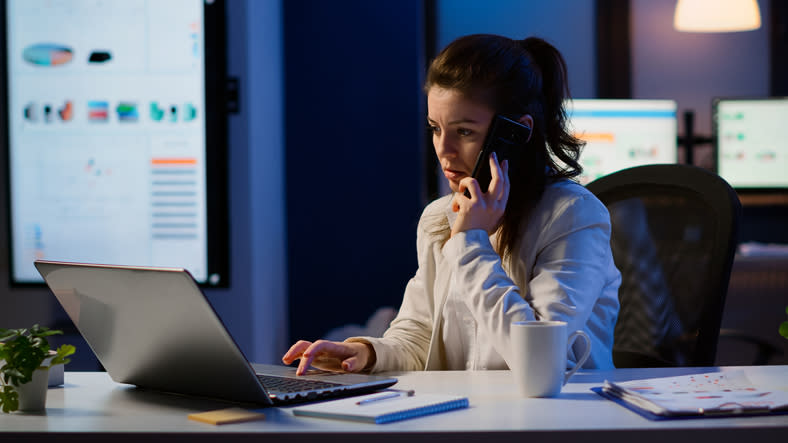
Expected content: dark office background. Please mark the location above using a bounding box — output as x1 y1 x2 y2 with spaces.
0 0 786 369
283 0 426 347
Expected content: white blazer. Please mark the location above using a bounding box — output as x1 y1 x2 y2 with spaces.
349 179 621 371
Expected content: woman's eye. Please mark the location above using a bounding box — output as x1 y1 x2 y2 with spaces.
457 128 472 136
427 125 441 135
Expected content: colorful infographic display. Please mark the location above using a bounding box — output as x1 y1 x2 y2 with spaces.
5 0 213 284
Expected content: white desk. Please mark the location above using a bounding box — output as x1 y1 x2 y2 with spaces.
2 365 787 442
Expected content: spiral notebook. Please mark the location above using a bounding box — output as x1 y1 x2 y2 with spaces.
291 392 469 424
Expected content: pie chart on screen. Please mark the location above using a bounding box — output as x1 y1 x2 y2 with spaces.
23 43 73 66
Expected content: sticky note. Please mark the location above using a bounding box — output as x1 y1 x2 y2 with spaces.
188 407 266 425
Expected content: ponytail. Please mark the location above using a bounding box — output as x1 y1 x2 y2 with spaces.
521 37 584 179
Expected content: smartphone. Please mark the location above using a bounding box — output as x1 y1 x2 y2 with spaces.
464 114 532 197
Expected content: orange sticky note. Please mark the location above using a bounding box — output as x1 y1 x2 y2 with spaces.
188 407 266 425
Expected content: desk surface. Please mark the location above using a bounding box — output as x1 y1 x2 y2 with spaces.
3 365 787 443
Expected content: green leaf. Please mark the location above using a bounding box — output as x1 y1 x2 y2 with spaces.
48 344 76 367
780 321 788 340
0 387 20 413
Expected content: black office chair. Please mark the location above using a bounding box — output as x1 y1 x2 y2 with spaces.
586 164 742 367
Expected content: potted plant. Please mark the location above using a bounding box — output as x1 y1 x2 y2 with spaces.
0 324 75 413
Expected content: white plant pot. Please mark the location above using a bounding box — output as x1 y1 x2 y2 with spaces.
1 351 61 412
15 367 50 412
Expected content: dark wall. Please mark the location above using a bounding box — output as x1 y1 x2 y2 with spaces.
739 206 788 244
284 1 426 342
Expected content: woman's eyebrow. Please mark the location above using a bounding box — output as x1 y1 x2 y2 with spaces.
447 118 479 125
426 117 481 125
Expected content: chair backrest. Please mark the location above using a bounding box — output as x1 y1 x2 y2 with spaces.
586 164 742 367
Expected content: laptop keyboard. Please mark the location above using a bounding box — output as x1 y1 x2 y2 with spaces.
257 374 342 394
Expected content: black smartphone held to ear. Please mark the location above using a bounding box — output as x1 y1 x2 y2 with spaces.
464 114 532 198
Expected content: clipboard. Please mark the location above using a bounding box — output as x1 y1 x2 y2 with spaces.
591 370 788 420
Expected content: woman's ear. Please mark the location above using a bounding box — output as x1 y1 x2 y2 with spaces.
518 114 534 142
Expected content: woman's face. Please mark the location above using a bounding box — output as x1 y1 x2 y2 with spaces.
427 86 495 193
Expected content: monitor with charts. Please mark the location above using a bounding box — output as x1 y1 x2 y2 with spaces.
713 97 788 192
566 99 678 185
2 0 230 286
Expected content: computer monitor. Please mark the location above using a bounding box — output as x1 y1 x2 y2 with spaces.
566 99 679 185
713 97 788 191
1 0 230 286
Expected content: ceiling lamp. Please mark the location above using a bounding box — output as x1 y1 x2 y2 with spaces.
674 0 761 32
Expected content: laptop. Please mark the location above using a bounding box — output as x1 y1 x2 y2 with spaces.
34 259 397 406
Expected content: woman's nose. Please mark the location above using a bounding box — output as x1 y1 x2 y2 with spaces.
434 134 455 157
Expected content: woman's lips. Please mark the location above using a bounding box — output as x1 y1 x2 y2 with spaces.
443 168 467 181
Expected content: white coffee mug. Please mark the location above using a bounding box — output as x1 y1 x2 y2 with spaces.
510 320 591 397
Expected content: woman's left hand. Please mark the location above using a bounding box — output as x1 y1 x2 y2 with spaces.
451 152 510 237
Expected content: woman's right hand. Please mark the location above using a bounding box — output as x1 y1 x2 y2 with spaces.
451 153 509 237
282 340 375 375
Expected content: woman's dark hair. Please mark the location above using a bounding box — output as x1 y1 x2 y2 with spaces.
425 34 584 259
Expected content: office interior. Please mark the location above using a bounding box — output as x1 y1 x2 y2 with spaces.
0 0 786 371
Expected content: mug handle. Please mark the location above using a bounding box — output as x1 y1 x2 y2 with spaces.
563 330 591 385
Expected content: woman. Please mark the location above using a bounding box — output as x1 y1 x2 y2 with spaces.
283 34 620 374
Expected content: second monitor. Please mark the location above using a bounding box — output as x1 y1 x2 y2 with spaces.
713 97 788 191
566 99 678 184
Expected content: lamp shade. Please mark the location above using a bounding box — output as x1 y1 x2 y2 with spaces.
674 0 761 32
